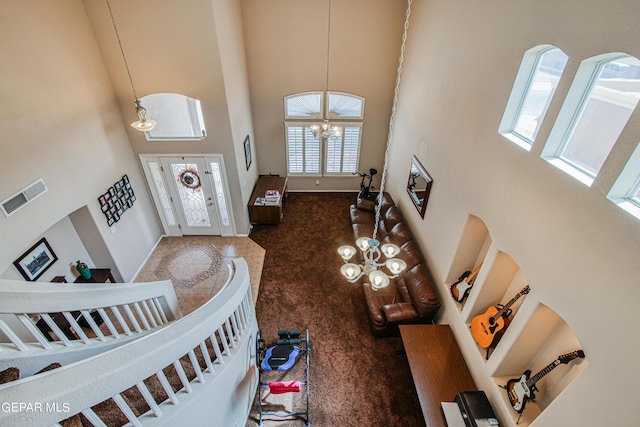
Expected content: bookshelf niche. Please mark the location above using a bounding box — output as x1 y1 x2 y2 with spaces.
444 214 587 427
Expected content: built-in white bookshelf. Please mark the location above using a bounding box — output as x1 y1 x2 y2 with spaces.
443 214 587 427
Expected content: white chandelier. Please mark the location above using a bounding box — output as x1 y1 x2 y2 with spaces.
311 120 341 140
106 0 157 132
338 240 407 290
338 0 413 290
313 0 341 141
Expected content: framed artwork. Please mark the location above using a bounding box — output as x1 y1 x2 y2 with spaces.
406 155 433 219
98 175 135 225
13 237 58 281
244 135 252 170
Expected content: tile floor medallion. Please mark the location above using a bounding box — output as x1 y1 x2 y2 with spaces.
135 236 265 314
154 243 225 289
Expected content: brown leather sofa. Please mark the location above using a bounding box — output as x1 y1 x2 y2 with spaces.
349 193 441 337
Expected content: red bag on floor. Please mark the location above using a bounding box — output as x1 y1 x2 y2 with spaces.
269 381 301 394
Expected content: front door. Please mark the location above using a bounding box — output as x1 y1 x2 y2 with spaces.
160 157 221 235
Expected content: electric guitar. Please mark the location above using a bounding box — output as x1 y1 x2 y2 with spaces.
470 285 530 348
505 350 585 413
450 263 483 302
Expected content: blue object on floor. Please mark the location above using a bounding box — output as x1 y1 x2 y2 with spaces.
261 344 300 371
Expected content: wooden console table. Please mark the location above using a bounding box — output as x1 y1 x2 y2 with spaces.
248 175 287 224
400 324 477 427
73 268 116 284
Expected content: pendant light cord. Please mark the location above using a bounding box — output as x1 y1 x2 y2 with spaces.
326 0 332 94
106 0 139 102
372 0 412 241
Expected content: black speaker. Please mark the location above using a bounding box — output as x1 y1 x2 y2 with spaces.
455 391 500 427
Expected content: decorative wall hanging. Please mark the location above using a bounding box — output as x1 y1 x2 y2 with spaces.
98 174 136 226
14 237 58 281
178 167 202 191
244 135 252 170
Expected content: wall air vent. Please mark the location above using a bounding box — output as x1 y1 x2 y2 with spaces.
1 178 48 217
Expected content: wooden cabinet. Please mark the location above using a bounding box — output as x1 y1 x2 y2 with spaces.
248 176 287 224
400 324 477 427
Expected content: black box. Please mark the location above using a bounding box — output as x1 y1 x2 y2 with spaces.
455 391 500 427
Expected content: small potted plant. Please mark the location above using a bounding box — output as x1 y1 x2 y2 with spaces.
76 260 92 280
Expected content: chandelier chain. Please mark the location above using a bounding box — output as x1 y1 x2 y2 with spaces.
326 0 332 94
106 0 138 102
372 0 412 240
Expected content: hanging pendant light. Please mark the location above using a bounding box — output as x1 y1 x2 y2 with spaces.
106 0 157 132
312 0 341 141
338 0 413 290
131 99 157 131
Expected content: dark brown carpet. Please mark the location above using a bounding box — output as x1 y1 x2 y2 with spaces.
248 192 425 427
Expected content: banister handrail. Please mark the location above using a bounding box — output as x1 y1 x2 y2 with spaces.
0 276 182 358
0 257 257 427
0 279 178 314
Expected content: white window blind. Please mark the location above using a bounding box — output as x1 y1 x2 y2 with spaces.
326 126 361 174
285 91 364 177
286 125 320 175
327 92 365 119
285 93 323 119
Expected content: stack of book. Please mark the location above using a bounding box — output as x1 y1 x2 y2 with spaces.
264 189 280 205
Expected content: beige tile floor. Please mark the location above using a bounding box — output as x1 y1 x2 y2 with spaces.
134 236 265 314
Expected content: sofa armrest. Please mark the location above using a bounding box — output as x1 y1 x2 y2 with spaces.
382 302 419 323
356 197 376 212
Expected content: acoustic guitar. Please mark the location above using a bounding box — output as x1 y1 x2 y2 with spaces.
470 285 530 348
505 350 585 413
450 263 483 302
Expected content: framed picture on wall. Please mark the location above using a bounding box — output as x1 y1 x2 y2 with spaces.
13 237 58 281
244 135 252 170
98 175 136 225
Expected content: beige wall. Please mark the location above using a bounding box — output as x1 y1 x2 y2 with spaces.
2 0 638 424
0 0 162 281
82 0 255 233
385 0 640 425
241 0 407 191
213 0 259 207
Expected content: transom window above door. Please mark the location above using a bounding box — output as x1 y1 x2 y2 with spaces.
140 93 207 141
284 91 365 176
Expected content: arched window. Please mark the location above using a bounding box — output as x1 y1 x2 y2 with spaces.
140 93 207 141
542 53 640 186
499 45 569 150
608 142 640 220
284 91 365 176
285 92 323 119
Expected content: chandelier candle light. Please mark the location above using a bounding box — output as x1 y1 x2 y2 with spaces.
338 0 413 290
106 0 157 132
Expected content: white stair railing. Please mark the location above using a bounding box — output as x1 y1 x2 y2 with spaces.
0 276 181 376
0 258 258 427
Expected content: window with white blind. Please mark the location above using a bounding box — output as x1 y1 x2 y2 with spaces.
286 125 321 175
284 92 364 176
325 125 362 174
